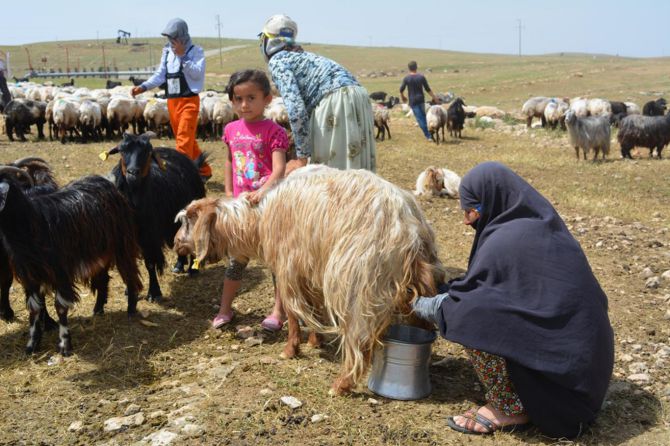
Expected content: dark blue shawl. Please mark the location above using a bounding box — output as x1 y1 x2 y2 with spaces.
437 162 614 438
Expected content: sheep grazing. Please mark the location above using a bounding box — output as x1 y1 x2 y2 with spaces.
426 105 447 143
59 78 75 87
521 96 550 127
143 98 171 138
642 98 667 116
544 99 570 130
617 113 670 159
373 96 399 141
103 132 207 301
52 98 80 144
3 99 47 141
564 109 611 161
413 166 461 198
369 91 388 102
129 76 147 86
447 97 466 138
174 166 445 395
624 102 641 115
586 98 612 118
0 168 142 355
106 80 122 89
78 99 102 143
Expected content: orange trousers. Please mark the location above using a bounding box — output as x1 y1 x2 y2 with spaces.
167 95 212 177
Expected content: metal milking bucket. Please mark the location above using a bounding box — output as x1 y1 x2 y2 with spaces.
367 324 437 400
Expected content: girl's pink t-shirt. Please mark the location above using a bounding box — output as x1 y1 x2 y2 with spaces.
223 119 288 197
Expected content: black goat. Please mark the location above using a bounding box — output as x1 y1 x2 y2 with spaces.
104 132 206 302
13 76 30 83
129 76 147 86
60 78 75 87
642 98 666 116
106 80 122 89
0 169 142 355
617 113 670 159
3 99 47 142
447 97 466 138
369 91 388 102
609 101 628 116
0 157 58 325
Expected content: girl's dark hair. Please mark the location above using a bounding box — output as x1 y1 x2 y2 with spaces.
226 69 271 100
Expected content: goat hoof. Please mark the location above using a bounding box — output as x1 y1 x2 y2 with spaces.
59 347 73 357
146 294 162 303
25 344 37 355
93 308 105 316
187 268 199 277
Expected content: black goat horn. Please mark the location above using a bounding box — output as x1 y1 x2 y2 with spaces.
11 157 50 168
0 166 35 187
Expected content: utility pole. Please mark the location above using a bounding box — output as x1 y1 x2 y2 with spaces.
517 19 524 57
215 15 223 67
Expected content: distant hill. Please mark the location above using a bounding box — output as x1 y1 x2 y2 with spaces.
3 38 670 110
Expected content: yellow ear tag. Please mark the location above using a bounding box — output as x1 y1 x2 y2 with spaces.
99 151 109 161
191 259 200 270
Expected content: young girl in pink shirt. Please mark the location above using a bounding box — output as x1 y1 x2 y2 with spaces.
212 69 288 331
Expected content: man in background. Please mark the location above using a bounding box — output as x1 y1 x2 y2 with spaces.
399 61 440 141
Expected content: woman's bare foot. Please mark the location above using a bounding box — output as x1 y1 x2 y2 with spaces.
451 404 529 434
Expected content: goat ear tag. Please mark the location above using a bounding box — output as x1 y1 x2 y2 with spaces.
99 151 109 161
192 259 200 270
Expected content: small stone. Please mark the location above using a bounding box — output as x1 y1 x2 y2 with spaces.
260 356 278 365
311 414 328 423
664 310 670 321
244 336 263 347
645 277 660 289
103 413 145 432
170 415 196 429
367 398 381 405
628 373 651 383
208 364 236 380
620 353 634 362
280 396 302 409
98 399 112 407
148 410 166 420
142 429 179 446
641 267 654 278
230 344 241 351
124 403 141 416
595 241 604 248
68 420 84 432
629 362 648 374
47 355 63 366
181 423 205 437
631 344 643 352
235 326 255 339
661 270 670 281
259 388 273 396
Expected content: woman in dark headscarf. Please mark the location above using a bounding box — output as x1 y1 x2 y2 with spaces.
413 161 614 438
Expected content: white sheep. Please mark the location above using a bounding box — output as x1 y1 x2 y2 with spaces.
213 98 235 139
143 98 170 138
521 97 550 127
544 99 570 130
52 98 80 144
624 102 641 115
107 97 136 137
586 98 612 117
78 99 102 142
569 97 589 118
413 166 461 198
426 105 447 143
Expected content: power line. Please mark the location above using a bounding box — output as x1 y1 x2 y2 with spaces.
517 19 525 57
215 15 223 67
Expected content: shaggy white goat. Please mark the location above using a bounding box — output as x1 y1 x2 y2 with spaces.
173 166 444 395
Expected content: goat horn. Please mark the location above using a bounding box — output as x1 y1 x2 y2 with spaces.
11 157 50 168
0 166 34 187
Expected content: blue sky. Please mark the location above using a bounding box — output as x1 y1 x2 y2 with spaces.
4 0 670 57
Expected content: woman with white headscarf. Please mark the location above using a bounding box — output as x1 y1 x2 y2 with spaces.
260 14 376 174
132 18 212 181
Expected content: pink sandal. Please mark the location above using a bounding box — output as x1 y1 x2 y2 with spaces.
261 315 285 332
212 311 234 329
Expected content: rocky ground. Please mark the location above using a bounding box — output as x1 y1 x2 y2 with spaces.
0 118 669 445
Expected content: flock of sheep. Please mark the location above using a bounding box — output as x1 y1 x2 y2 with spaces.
522 95 669 160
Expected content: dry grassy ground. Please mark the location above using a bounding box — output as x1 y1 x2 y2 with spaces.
0 113 669 446
2 41 670 445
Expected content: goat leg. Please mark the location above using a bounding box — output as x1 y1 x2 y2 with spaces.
55 296 73 356
280 311 301 359
24 291 44 354
91 270 110 315
145 260 163 303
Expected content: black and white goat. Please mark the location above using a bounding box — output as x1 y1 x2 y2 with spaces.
103 132 207 302
0 169 142 355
